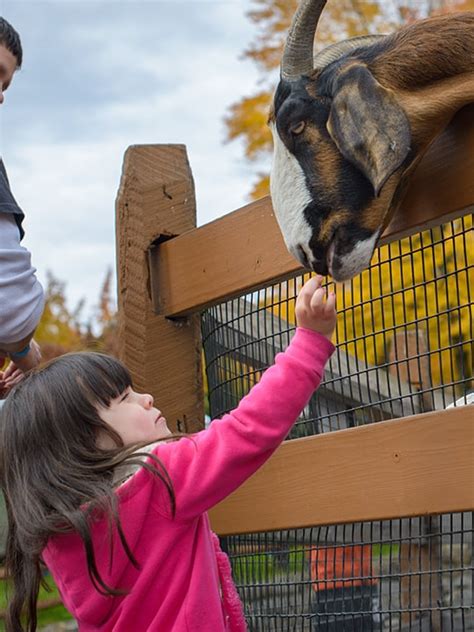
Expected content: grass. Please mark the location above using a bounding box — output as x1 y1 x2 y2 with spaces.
0 574 73 630
232 543 401 585
232 547 306 584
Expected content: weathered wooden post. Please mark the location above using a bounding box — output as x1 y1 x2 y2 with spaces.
115 144 204 433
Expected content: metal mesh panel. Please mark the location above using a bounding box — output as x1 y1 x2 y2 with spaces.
222 515 473 631
201 216 473 630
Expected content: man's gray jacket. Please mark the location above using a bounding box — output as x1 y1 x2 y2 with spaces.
0 158 44 347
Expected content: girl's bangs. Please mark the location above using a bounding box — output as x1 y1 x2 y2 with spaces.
73 354 133 409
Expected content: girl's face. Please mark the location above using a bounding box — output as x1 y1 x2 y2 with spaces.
97 388 172 448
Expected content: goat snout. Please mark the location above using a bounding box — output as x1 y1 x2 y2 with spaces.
309 253 329 277
326 229 381 282
293 229 382 281
292 243 330 276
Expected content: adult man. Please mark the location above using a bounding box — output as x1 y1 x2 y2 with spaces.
0 17 44 395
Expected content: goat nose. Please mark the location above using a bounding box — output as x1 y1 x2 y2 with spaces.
309 251 329 276
296 245 310 269
311 260 329 276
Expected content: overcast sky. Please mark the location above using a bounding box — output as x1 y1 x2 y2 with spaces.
1 0 266 320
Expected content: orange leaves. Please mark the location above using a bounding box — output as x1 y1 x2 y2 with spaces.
35 268 120 361
249 174 270 200
224 91 273 161
261 217 472 396
334 216 473 393
435 0 474 13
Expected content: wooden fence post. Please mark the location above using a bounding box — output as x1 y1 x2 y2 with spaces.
115 144 204 433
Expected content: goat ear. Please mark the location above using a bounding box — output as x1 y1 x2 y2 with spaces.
326 64 411 196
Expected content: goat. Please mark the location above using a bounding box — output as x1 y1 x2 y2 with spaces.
269 1 474 281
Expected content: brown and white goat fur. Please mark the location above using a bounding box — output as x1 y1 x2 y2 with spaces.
269 1 474 281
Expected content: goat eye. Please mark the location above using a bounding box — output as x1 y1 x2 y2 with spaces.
290 121 306 135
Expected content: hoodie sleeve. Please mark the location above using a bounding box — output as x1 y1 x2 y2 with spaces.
0 213 45 346
153 327 334 521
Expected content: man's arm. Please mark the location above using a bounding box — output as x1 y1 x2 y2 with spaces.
0 212 44 388
0 331 35 355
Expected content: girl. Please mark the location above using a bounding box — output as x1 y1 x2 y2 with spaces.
1 275 336 632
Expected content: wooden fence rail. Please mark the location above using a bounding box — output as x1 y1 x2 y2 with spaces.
209 407 473 535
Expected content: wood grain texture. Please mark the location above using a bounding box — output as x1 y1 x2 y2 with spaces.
153 105 474 317
209 406 474 535
116 145 204 433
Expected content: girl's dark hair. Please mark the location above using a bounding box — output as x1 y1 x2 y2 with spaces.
0 17 22 68
0 352 175 632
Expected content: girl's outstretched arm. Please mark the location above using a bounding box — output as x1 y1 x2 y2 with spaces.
149 277 336 521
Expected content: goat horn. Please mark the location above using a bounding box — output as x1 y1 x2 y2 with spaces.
313 34 387 69
281 0 327 81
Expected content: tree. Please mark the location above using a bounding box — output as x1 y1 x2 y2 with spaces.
336 215 473 396
34 271 84 361
85 267 120 357
33 268 119 363
264 214 473 401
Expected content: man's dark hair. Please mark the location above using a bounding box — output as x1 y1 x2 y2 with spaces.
0 17 22 68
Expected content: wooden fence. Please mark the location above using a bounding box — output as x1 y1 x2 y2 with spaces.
115 103 474 538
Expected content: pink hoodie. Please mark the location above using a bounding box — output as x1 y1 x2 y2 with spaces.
42 328 334 631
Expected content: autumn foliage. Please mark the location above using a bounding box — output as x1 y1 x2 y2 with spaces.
34 268 119 363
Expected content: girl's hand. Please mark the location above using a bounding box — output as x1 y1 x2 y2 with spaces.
295 276 337 340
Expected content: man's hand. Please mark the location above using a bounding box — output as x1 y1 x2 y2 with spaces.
0 339 42 395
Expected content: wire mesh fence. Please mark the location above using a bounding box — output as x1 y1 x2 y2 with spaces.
201 215 473 630
220 515 472 631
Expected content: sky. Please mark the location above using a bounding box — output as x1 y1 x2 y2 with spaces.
0 0 267 321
